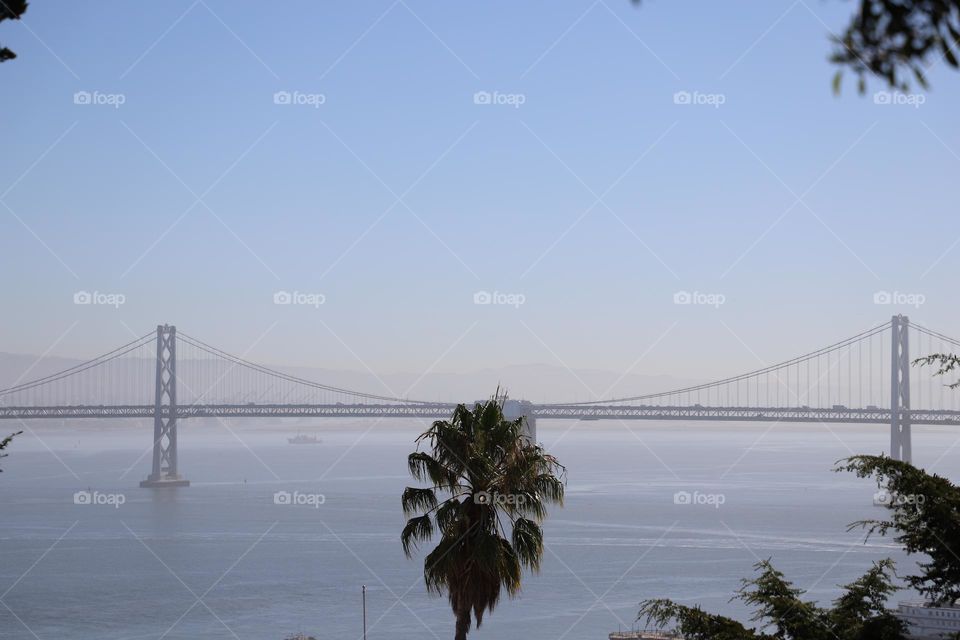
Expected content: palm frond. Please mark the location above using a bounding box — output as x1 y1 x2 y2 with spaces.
512 517 543 572
401 486 438 516
401 514 435 557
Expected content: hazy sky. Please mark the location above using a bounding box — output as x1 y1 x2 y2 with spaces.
3 0 959 390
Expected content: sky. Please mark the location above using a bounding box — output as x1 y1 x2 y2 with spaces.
2 0 960 392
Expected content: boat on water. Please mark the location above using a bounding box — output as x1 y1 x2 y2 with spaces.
287 433 321 445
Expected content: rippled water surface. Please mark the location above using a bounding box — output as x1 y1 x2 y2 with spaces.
1 420 955 639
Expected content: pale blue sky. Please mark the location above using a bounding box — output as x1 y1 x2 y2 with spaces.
2 0 959 386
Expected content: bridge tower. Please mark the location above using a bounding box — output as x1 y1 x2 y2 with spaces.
890 315 912 464
140 325 189 487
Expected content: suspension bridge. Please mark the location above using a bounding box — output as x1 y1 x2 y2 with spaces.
0 315 957 487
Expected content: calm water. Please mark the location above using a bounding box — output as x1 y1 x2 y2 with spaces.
1 420 956 640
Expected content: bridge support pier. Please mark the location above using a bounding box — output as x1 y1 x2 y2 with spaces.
141 325 189 488
890 315 912 465
503 399 537 443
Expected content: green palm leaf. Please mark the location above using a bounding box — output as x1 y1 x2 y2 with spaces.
400 391 565 639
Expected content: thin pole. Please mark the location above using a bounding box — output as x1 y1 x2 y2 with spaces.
362 585 367 640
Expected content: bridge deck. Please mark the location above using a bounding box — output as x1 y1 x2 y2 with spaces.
3 404 960 425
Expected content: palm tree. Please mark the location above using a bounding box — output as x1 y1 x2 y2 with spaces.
401 393 565 640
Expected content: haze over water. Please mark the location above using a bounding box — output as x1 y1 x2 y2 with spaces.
2 420 953 640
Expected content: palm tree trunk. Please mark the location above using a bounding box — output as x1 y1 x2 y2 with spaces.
454 607 471 640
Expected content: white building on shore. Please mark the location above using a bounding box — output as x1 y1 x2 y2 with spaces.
898 602 960 638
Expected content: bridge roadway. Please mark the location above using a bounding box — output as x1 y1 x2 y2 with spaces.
3 403 960 425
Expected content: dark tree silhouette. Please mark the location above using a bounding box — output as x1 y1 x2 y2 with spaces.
1 1 27 62
839 455 960 606
633 0 960 91
639 559 905 640
0 431 21 472
401 393 565 640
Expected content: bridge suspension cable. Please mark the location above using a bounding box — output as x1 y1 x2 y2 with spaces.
547 321 892 407
0 332 155 397
175 331 438 406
